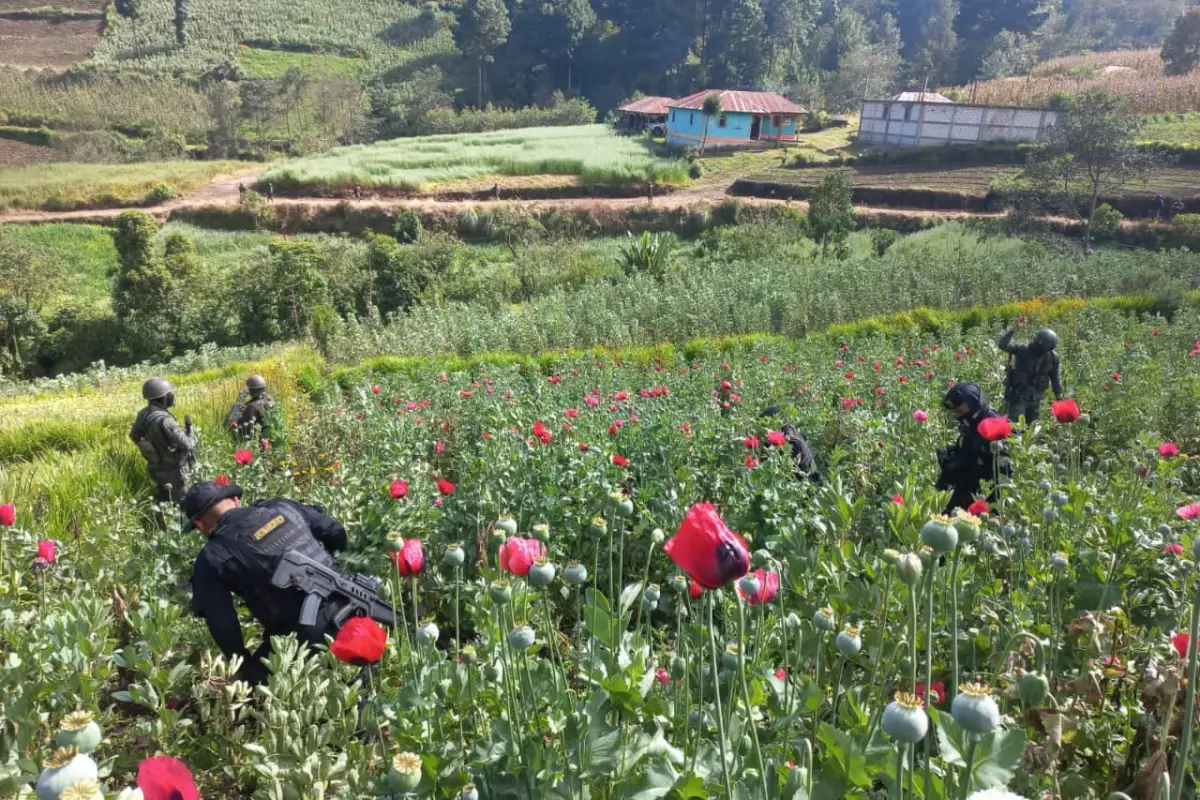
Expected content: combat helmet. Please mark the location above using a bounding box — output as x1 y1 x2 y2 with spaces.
1032 329 1059 352
246 374 267 392
142 377 176 401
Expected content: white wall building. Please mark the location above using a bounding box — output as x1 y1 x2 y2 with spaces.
857 99 1065 148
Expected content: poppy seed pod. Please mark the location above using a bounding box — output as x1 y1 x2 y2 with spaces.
36 748 98 800
953 511 981 544
564 562 589 586
55 712 102 755
752 549 772 569
721 643 741 671
385 531 405 552
442 543 465 568
58 781 103 800
813 607 837 632
527 559 556 587
835 625 863 656
508 625 536 650
738 573 761 599
489 580 512 605
882 693 928 743
416 621 440 647
670 574 690 594
1051 491 1069 508
643 584 661 604
951 682 1001 734
651 528 666 544
1039 480 1053 491
610 492 634 518
895 553 923 587
388 752 423 793
881 548 900 565
532 523 550 543
921 515 959 554
462 785 480 800
1052 552 1068 570
671 657 687 680
589 517 608 536
495 516 518 535
1018 672 1050 707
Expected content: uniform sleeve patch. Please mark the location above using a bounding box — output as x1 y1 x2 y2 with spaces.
253 515 286 541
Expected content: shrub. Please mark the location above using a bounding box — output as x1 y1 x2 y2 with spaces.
1171 214 1200 250
688 163 704 180
145 184 177 205
711 199 742 227
395 211 423 244
803 110 831 133
871 228 900 256
1092 203 1123 240
619 231 677 280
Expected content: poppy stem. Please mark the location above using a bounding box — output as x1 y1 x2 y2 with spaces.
707 593 735 800
923 561 937 796
737 596 770 799
950 544 962 701
958 737 979 800
894 743 906 800
812 635 824 744
1172 591 1200 800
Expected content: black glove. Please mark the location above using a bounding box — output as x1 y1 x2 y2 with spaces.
235 656 269 686
185 415 194 435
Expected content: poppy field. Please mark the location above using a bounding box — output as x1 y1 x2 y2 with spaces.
2 302 1200 800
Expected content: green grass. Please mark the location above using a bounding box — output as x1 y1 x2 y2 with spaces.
1142 113 1200 145
0 223 116 303
264 125 691 191
0 160 243 211
237 46 364 79
88 0 455 77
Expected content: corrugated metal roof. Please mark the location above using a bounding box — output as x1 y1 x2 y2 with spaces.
670 90 806 115
618 96 674 115
890 91 953 103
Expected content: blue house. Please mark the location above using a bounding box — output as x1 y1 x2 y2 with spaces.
666 90 806 150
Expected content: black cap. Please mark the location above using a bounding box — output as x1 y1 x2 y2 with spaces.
179 481 243 531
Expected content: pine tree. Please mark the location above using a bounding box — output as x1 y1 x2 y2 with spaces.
174 0 189 47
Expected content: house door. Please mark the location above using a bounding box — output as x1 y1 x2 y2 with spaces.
750 116 762 140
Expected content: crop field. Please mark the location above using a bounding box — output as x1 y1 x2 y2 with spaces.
0 159 243 211
1143 113 1200 146
953 49 1200 114
0 134 57 165
264 125 691 192
237 46 364 79
0 16 101 67
88 0 455 76
1 295 1199 797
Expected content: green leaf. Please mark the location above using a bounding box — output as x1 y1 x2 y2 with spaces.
671 775 709 798
620 582 645 616
624 755 678 800
936 715 1026 791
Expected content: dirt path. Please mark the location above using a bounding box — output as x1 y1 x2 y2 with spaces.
0 165 1018 225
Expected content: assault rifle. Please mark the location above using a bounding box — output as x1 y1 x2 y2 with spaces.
270 550 395 629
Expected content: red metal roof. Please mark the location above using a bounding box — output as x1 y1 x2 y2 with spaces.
618 96 674 115
670 90 806 115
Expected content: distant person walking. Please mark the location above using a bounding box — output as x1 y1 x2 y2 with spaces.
647 180 654 205
1155 194 1166 221
354 183 362 201
1171 199 1185 221
492 183 501 201
266 182 275 203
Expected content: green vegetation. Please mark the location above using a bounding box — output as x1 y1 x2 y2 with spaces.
0 223 116 303
264 125 689 192
0 159 243 211
89 0 454 75
1143 112 1200 144
236 46 363 79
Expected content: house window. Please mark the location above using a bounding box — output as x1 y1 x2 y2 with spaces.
690 113 694 125
904 105 914 121
772 115 781 127
784 117 793 126
718 114 727 128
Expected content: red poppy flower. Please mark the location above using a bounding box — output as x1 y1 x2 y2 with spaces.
579 442 590 452
1163 543 1184 556
1174 631 1196 659
1051 399 1080 423
234 449 254 466
967 499 990 516
36 540 56 563
767 431 787 447
435 440 445 455
389 479 408 500
977 417 1012 442
389 538 424 576
564 408 579 419
738 568 780 605
1160 442 1180 459
775 667 787 679
744 455 758 469
330 617 387 665
664 503 751 590
499 537 546 577
437 478 456 495
137 755 199 800
744 435 760 450
371 385 381 395
611 454 629 468
844 371 855 380
1177 503 1200 521
689 579 703 599
214 474 231 486
891 494 904 505
915 681 945 704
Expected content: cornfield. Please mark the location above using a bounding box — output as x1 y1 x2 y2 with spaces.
950 49 1200 114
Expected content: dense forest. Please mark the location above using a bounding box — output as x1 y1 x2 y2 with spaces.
454 0 1198 112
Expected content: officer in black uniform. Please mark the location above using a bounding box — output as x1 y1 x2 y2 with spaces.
760 406 824 485
180 481 348 684
936 382 1011 514
998 318 1064 425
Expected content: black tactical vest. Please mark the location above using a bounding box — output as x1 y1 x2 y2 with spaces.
203 501 335 635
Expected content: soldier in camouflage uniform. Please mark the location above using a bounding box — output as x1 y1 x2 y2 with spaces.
130 377 196 527
227 374 276 440
998 318 1064 425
